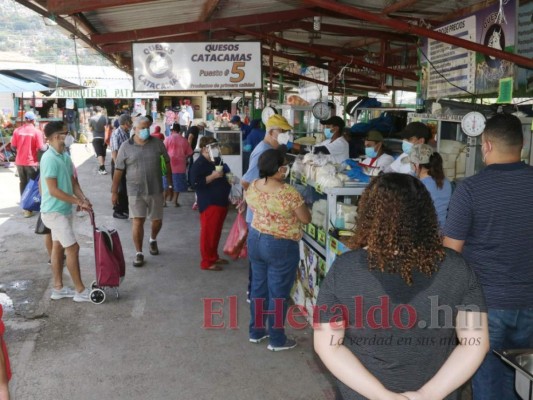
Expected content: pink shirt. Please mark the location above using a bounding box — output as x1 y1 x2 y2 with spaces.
164 133 193 173
11 123 44 166
164 110 176 126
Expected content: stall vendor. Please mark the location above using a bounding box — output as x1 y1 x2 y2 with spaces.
359 130 394 176
312 116 350 164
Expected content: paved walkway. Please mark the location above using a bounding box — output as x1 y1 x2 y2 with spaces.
0 143 335 400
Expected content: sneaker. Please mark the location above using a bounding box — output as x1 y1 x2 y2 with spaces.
249 335 269 344
73 288 92 303
98 169 108 175
133 253 144 267
51 287 76 300
267 338 297 352
113 211 128 219
23 210 33 218
149 241 159 255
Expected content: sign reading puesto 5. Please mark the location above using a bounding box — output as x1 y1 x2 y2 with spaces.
132 42 262 91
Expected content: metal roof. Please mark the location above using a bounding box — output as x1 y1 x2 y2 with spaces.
13 0 533 95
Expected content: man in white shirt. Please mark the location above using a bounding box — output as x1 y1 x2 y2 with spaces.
313 116 350 164
385 122 431 173
178 107 191 135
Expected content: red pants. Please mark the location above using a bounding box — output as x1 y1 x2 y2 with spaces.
200 205 228 269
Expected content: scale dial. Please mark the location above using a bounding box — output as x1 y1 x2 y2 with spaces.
461 112 486 137
261 106 277 125
312 101 330 120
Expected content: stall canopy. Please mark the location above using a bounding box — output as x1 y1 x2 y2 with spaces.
0 69 84 91
0 73 49 93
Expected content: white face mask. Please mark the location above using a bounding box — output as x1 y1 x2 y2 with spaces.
276 132 293 145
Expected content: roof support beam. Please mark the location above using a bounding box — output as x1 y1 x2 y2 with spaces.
304 0 533 69
382 0 420 16
298 21 416 43
262 47 382 86
199 0 222 21
232 27 417 81
271 67 387 93
90 8 316 45
47 0 159 15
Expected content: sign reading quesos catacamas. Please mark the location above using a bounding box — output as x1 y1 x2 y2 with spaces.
132 42 262 91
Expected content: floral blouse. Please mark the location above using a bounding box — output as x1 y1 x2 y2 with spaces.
246 181 304 241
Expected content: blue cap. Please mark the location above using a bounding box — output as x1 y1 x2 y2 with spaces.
230 115 241 123
24 111 36 120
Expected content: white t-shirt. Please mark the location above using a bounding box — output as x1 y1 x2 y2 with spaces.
316 136 349 164
385 153 412 174
178 110 190 126
360 153 394 176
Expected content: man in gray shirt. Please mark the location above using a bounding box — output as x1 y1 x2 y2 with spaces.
89 106 109 175
111 117 172 267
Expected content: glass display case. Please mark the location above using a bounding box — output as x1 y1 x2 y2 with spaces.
214 129 243 178
276 105 321 138
290 175 367 322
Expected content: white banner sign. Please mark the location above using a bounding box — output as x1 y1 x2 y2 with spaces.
132 42 262 91
49 88 159 99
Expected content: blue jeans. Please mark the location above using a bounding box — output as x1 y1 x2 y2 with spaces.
472 308 533 400
248 228 299 346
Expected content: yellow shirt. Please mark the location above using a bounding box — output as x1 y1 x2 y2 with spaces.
246 181 305 241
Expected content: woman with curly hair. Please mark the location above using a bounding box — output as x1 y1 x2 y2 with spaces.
314 173 488 400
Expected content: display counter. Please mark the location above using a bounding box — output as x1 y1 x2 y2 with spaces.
290 172 367 322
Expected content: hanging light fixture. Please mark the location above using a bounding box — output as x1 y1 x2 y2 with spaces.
313 16 321 31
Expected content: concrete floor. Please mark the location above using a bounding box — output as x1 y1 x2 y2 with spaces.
0 143 336 400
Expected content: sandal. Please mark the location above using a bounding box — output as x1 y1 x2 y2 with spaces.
215 258 229 265
205 265 223 271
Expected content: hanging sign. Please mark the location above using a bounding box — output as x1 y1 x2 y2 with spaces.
132 42 262 92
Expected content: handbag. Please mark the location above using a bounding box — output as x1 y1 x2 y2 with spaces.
34 213 51 235
223 212 248 260
21 176 41 212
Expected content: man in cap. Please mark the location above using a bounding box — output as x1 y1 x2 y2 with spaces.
385 122 431 173
11 111 47 217
313 116 350 164
109 113 133 219
230 115 252 140
242 114 293 300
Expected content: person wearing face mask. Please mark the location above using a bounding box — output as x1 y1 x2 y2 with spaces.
443 114 533 400
313 116 350 164
384 122 432 174
112 117 172 268
407 143 451 228
359 130 394 176
190 137 232 271
245 148 311 351
242 114 293 299
110 113 133 219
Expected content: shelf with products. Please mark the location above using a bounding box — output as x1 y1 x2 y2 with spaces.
290 174 367 321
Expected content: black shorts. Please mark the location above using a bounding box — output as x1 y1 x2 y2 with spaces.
92 138 107 157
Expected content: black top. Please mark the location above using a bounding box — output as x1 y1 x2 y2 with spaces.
190 155 231 213
316 248 486 400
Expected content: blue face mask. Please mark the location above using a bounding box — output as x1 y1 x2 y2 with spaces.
402 140 413 154
365 146 377 158
139 128 150 140
324 128 333 139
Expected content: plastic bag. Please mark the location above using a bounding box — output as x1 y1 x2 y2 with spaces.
21 176 41 211
223 213 248 260
229 183 243 205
